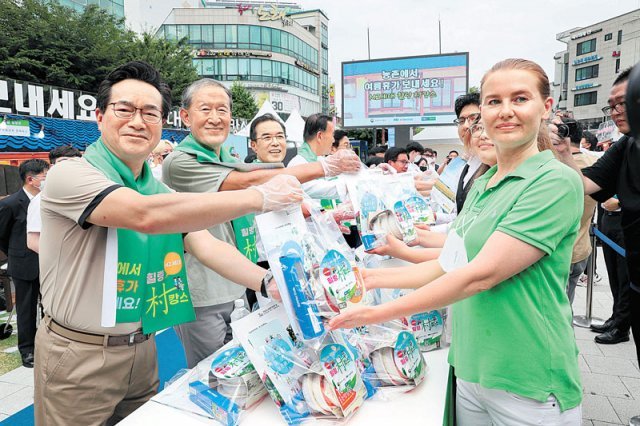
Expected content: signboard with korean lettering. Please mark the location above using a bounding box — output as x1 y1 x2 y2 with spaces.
0 118 30 137
342 53 469 128
0 78 96 121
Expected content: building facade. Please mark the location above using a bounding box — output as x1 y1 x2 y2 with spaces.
553 9 640 129
156 2 329 118
56 0 124 19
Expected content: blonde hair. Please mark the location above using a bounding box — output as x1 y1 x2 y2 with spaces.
480 59 552 150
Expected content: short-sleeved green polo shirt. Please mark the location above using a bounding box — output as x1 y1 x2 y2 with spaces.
447 150 584 411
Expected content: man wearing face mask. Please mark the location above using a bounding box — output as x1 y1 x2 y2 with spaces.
0 159 49 368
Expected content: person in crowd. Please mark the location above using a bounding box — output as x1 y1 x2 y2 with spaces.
406 141 425 163
437 149 462 174
331 129 351 154
163 84 359 368
365 156 384 168
420 147 438 171
549 118 597 306
415 156 429 172
581 131 602 154
27 145 82 254
34 61 303 425
287 113 360 200
0 159 49 369
368 146 387 158
555 68 638 356
429 93 482 227
383 147 410 173
148 140 173 180
330 58 584 424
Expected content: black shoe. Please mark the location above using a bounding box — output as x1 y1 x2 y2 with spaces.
594 328 630 345
590 318 615 333
21 353 34 368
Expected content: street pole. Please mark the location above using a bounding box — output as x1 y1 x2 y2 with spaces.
367 27 371 60
438 18 442 54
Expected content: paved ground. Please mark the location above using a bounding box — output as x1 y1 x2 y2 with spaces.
575 248 639 426
0 248 637 424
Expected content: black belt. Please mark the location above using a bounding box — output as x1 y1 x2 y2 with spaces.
605 211 622 217
44 315 152 347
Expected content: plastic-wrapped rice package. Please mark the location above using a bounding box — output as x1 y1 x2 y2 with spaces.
254 206 372 343
231 302 369 424
154 341 267 426
354 321 427 397
344 171 428 251
377 288 449 352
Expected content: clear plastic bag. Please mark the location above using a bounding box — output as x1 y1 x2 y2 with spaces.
231 302 370 425
354 321 428 398
153 341 267 426
255 206 371 343
345 171 432 250
377 288 450 352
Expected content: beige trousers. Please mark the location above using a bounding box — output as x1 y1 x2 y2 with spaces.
34 325 159 425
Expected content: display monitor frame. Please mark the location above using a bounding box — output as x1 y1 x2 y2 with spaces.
341 52 469 129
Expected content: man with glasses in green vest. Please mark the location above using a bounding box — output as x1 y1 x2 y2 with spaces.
163 79 360 368
34 62 302 425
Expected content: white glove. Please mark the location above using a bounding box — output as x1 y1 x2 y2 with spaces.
251 174 303 212
320 149 361 177
377 163 397 175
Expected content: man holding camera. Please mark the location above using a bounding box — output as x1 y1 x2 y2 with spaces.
556 68 640 389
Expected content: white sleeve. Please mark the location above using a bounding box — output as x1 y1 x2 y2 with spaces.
27 193 42 234
287 155 340 200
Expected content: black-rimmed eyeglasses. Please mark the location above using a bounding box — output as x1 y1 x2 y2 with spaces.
109 102 162 124
601 102 625 116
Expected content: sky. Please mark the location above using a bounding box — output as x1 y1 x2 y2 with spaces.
297 0 639 114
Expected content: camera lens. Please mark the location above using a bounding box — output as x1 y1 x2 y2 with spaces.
556 124 570 139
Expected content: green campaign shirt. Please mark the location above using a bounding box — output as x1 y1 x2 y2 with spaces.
447 150 584 411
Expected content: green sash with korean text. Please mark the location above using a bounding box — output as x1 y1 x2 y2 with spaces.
84 138 195 333
175 134 258 263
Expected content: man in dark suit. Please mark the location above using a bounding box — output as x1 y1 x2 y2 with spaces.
0 159 49 368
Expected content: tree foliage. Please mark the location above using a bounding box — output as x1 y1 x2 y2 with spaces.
230 82 258 120
0 0 198 107
124 33 199 104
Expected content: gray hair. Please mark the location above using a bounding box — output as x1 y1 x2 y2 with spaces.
181 78 233 110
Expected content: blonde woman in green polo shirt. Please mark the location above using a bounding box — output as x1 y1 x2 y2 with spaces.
329 59 583 425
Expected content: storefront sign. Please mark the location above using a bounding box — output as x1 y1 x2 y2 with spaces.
195 49 272 58
571 28 602 40
612 51 621 57
0 78 96 121
572 83 601 91
573 55 601 66
255 4 294 27
0 117 30 137
294 60 319 75
269 91 300 113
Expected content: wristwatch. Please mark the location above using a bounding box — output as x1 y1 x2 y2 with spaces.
260 270 273 298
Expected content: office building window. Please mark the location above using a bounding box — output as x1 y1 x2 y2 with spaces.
575 64 599 81
616 58 621 73
604 33 612 41
163 24 319 68
576 38 596 56
574 91 597 106
618 30 623 45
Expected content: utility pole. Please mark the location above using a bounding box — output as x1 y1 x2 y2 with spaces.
367 27 371 60
438 18 442 54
